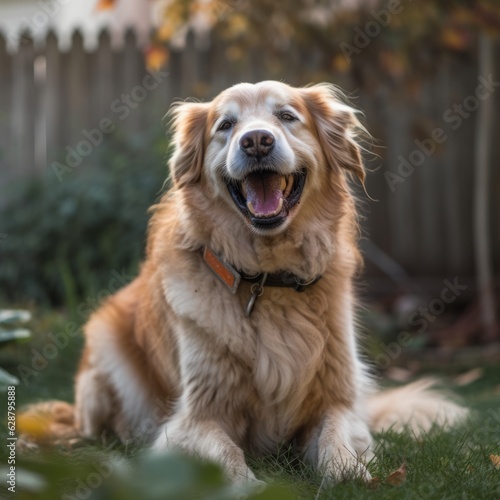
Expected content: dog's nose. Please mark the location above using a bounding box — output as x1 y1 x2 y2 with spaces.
239 130 275 158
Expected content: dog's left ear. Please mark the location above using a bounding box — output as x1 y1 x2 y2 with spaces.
301 84 366 184
168 101 210 188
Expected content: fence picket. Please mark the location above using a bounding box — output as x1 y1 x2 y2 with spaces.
67 31 89 149
45 30 62 168
11 33 35 179
0 32 12 190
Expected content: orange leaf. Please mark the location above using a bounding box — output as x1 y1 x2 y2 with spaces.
490 454 500 469
96 0 117 11
367 476 381 490
386 463 406 486
145 45 169 71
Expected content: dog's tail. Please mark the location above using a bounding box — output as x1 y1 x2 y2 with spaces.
367 379 469 436
17 400 80 449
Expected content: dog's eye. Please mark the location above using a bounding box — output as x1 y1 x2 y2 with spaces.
217 120 233 131
279 112 297 122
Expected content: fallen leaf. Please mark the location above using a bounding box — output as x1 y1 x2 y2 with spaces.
367 476 381 489
386 463 406 486
454 368 484 386
17 414 51 440
490 454 500 469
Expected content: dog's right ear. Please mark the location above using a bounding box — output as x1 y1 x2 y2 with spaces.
168 101 210 188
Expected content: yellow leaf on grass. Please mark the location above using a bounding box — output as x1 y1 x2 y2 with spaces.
490 454 500 469
17 413 51 439
386 463 406 486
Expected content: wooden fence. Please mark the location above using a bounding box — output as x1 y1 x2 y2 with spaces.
0 29 499 289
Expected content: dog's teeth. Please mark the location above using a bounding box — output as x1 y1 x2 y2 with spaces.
279 176 287 192
247 201 256 215
241 182 247 198
275 197 283 214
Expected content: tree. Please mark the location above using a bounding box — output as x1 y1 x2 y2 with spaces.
98 1 500 84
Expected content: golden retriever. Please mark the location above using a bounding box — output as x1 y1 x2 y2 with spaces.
23 81 467 484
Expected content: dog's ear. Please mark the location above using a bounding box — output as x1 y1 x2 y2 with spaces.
301 84 366 184
168 101 210 188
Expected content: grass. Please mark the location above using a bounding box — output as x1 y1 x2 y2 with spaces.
1 309 499 499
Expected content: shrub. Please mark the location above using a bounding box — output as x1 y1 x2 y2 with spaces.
0 130 170 307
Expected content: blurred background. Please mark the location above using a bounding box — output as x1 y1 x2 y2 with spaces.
0 1 499 498
0 1 499 381
1 0 499 356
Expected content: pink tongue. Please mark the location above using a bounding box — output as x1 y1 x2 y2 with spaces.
244 172 283 216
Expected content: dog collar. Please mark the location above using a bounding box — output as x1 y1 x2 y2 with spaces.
202 246 321 317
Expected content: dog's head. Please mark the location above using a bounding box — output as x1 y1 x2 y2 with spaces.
168 81 366 235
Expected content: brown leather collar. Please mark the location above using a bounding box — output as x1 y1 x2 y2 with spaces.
202 246 321 294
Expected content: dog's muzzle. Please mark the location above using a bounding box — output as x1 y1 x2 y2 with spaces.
226 168 307 230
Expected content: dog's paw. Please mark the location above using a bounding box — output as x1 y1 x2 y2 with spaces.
320 447 372 483
314 409 374 483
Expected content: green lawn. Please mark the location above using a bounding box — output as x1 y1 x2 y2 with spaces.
1 309 499 499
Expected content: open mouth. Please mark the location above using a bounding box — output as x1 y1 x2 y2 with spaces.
226 169 306 230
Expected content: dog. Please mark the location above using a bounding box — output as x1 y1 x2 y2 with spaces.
21 81 468 484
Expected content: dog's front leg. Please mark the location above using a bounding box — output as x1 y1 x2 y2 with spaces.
151 317 260 484
153 414 256 484
303 406 373 483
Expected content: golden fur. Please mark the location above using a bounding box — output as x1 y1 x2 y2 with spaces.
22 81 468 484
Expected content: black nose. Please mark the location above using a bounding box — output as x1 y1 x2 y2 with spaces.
239 129 275 158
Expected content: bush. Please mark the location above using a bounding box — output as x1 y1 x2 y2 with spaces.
0 130 170 307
